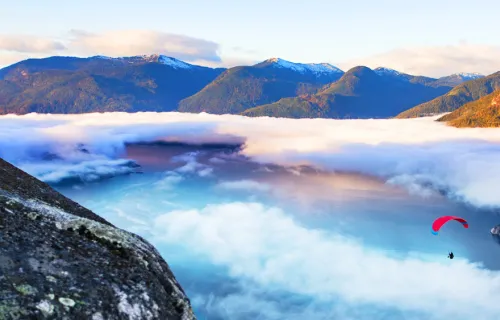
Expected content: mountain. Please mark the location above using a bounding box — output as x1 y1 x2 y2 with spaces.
177 58 344 114
0 54 486 118
432 72 484 87
372 68 484 87
241 66 451 119
437 90 500 127
0 55 224 114
395 72 500 119
0 157 195 319
372 67 439 86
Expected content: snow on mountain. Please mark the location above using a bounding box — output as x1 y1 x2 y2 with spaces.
455 72 484 80
157 55 194 69
93 54 196 69
263 58 344 75
373 67 405 77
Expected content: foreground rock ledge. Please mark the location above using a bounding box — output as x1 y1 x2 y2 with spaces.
0 158 195 320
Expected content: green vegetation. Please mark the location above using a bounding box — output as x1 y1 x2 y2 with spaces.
177 63 343 114
242 66 451 119
438 90 500 127
0 55 492 118
396 72 500 118
0 56 223 114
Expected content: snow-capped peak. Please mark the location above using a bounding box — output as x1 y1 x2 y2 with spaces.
93 54 195 69
373 67 403 77
262 58 343 75
156 55 193 69
454 72 484 80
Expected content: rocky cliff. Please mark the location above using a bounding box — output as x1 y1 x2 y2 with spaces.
0 158 195 319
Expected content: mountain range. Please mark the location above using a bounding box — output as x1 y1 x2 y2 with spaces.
0 55 223 114
0 54 496 126
177 58 344 114
396 71 500 119
437 90 500 127
241 66 453 119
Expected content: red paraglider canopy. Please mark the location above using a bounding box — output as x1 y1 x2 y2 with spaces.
431 216 468 235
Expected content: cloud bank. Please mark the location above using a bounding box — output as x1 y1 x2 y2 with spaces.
151 201 500 320
68 29 221 63
0 34 66 53
1 112 500 208
0 30 258 68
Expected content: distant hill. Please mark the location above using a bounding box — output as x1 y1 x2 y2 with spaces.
241 66 451 119
437 90 500 127
372 67 438 86
431 73 484 87
372 68 483 87
177 58 344 114
0 55 224 114
395 72 500 119
0 55 487 118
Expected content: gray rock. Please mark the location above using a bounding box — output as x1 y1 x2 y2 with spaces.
0 158 196 319
491 225 500 235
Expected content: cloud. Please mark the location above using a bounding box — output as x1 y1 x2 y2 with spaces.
151 201 500 320
2 113 500 208
0 34 66 53
17 158 139 184
153 152 214 190
338 43 500 77
68 29 221 63
198 167 214 177
215 179 271 192
154 171 184 190
0 30 259 68
208 157 226 164
285 167 302 176
171 152 214 177
281 141 500 208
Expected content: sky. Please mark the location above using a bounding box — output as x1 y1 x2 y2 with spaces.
1 0 500 77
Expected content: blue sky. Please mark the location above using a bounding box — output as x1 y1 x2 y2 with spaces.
1 0 500 76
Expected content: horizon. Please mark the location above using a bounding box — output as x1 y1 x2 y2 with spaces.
0 53 491 78
2 0 500 78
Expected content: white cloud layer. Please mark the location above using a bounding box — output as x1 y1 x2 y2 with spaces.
1 112 500 208
0 34 66 53
0 30 258 68
67 29 221 63
151 201 500 320
215 179 271 192
5 112 499 319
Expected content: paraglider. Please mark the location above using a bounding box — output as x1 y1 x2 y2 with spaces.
431 216 468 235
431 215 468 259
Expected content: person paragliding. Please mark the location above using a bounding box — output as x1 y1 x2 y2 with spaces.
431 215 468 259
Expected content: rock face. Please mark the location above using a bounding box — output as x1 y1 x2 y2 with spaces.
0 158 195 319
491 225 500 235
491 225 500 245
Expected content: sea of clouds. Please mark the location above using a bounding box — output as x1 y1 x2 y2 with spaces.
3 112 500 319
151 202 500 320
1 112 500 208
